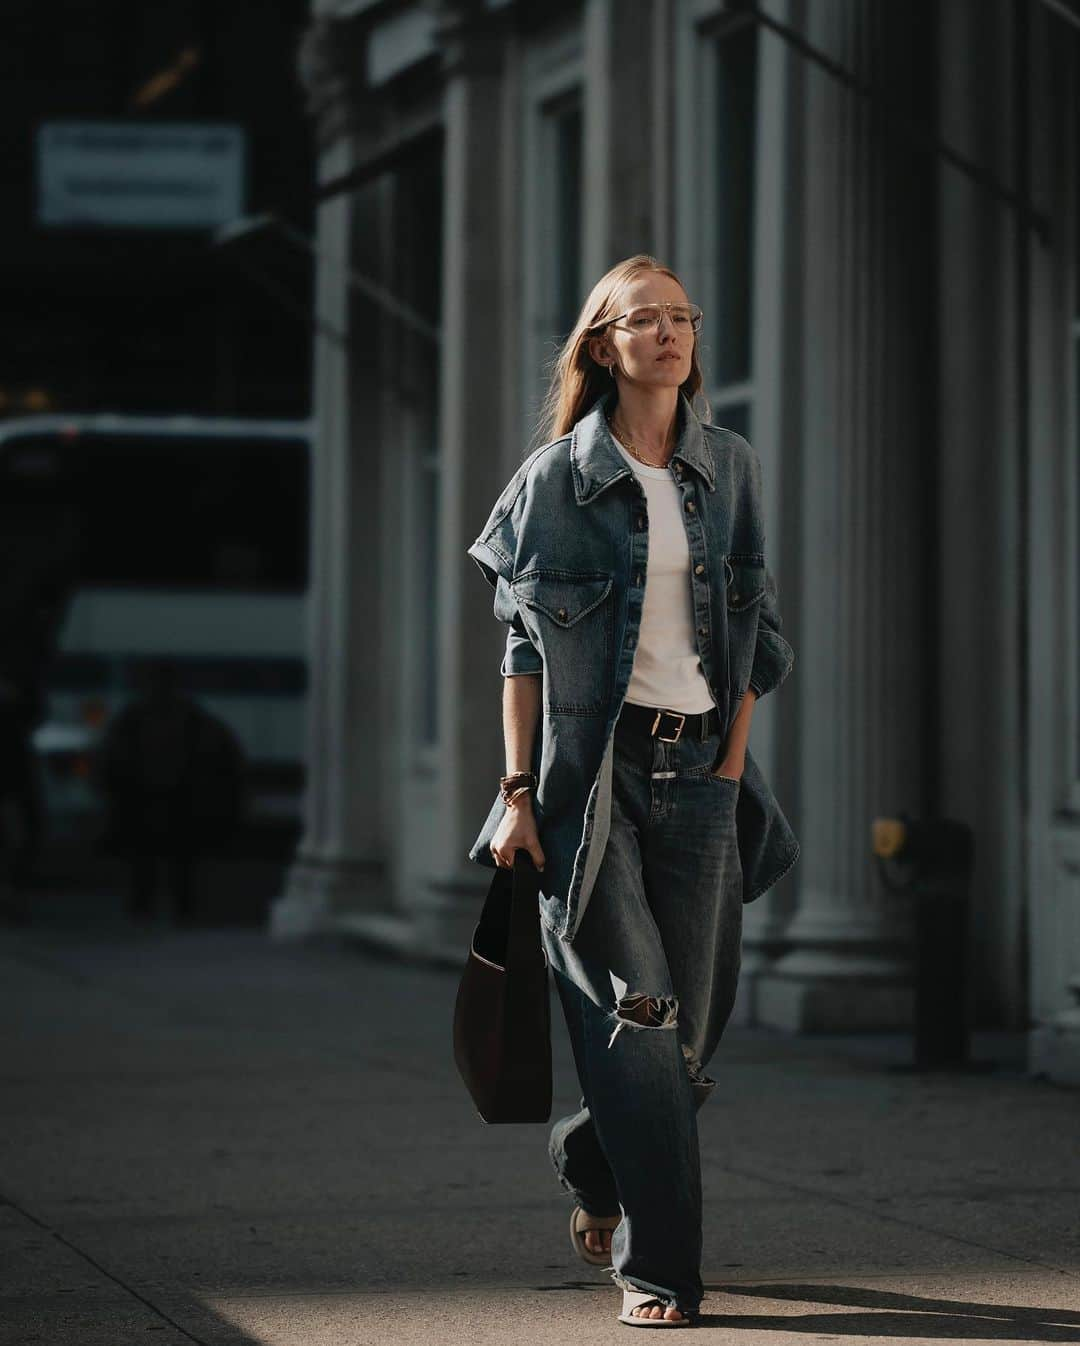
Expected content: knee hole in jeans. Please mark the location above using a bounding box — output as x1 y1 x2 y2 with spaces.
605 991 679 1047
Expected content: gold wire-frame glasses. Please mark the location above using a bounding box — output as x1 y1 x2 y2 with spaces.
588 301 704 335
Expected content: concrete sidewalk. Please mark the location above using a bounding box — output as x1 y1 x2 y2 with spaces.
1 917 1078 1345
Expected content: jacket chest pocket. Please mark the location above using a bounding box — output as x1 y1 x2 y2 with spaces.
511 569 613 715
724 555 766 692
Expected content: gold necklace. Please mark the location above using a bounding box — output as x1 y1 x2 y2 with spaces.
607 413 673 469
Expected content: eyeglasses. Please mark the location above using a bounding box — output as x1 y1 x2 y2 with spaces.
589 302 704 335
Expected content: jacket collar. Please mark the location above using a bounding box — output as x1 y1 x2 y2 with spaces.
570 386 715 505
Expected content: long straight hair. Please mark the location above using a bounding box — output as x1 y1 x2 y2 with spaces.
527 254 711 456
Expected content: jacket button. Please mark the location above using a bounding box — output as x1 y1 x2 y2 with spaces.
635 573 643 586
685 500 696 513
557 607 568 620
694 563 704 575
698 625 707 636
636 516 646 530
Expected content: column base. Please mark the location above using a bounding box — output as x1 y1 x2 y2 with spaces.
343 870 487 965
755 973 915 1032
730 899 793 1026
271 849 489 967
268 849 387 939
731 952 768 1027
752 908 915 1031
1029 1004 1080 1087
334 906 472 967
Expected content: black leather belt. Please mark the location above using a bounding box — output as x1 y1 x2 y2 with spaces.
617 700 722 743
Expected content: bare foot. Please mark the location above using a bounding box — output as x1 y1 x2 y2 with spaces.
630 1302 687 1322
583 1227 613 1256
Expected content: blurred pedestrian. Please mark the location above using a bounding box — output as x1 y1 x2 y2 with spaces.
0 471 83 912
99 660 245 925
0 677 45 908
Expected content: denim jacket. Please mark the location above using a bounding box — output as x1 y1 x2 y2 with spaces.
465 386 799 944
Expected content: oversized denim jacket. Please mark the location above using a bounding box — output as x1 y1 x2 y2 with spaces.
465 386 799 944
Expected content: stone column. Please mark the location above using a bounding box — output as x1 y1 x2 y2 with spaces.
1031 966 1080 1088
934 0 1026 1030
583 0 659 278
755 0 932 1029
271 19 389 936
1026 0 1080 1084
400 16 512 957
731 0 803 1026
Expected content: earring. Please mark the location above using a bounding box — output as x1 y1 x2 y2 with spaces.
608 362 616 379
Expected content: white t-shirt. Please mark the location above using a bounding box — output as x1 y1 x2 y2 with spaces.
610 433 717 714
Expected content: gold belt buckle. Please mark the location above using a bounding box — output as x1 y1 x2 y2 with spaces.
651 709 686 742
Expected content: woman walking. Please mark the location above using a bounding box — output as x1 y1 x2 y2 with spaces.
465 255 799 1327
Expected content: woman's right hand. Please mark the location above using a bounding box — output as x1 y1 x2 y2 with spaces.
490 797 546 871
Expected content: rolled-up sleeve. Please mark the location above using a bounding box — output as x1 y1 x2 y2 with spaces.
745 443 795 701
495 575 543 677
466 466 542 678
748 564 794 699
466 534 514 588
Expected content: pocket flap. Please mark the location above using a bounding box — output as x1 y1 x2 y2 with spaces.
725 557 767 611
511 570 613 627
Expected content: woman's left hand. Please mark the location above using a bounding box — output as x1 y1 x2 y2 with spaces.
714 691 754 781
711 754 745 782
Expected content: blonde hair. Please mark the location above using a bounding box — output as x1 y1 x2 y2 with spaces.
527 253 711 456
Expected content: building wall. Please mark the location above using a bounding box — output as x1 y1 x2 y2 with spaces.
275 0 1080 1081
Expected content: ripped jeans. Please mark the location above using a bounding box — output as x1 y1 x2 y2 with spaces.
540 704 744 1315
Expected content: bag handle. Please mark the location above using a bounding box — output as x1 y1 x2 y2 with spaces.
505 849 545 974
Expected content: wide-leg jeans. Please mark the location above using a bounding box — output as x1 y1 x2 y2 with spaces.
540 705 744 1315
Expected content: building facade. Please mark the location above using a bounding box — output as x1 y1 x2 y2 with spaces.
270 0 1080 1085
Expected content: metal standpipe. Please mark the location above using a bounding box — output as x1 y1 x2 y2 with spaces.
874 816 979 1071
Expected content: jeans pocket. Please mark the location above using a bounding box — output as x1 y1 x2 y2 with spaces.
707 770 742 789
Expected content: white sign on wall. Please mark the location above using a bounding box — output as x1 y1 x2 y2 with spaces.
37 121 247 230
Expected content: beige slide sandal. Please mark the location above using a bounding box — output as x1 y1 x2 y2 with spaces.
617 1288 694 1327
569 1204 622 1265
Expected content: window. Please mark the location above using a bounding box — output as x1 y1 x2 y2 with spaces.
547 91 584 345
521 29 584 434
709 20 759 438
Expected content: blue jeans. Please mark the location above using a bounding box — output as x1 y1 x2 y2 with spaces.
540 705 744 1315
